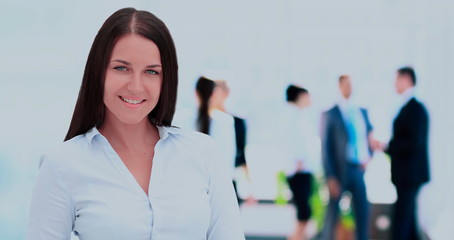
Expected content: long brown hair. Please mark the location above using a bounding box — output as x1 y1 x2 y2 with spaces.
65 8 178 141
195 76 215 134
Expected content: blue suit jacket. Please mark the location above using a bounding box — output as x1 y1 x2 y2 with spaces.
321 105 373 184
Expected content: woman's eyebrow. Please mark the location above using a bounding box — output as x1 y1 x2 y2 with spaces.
112 59 131 65
112 59 161 68
146 64 162 68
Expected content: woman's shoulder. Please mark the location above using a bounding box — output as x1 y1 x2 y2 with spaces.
40 134 92 167
210 109 234 123
166 127 221 169
167 126 215 146
165 127 221 161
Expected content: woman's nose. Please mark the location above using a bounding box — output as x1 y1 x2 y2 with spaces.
127 73 144 93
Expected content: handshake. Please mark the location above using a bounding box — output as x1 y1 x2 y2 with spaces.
369 137 387 152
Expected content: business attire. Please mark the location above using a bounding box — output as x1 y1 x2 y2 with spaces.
321 100 373 240
281 104 318 221
27 126 245 240
232 116 248 203
207 110 237 173
233 116 247 169
174 109 236 177
387 89 430 240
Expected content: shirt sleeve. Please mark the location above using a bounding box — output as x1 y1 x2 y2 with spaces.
205 139 245 240
27 154 74 240
321 111 335 178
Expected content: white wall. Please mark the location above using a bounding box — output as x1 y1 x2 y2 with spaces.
1 0 453 238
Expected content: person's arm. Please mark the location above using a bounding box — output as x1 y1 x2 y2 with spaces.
387 105 428 157
27 154 74 240
363 109 374 152
362 109 374 167
234 117 247 167
320 112 335 178
320 112 341 198
205 139 245 240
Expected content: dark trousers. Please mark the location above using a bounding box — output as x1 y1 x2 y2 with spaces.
322 164 369 240
232 180 242 205
287 172 313 221
392 185 421 240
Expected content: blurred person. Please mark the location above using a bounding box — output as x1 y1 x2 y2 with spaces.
176 77 254 204
27 8 244 240
189 76 236 178
211 80 255 205
320 75 374 240
381 67 430 240
282 85 318 240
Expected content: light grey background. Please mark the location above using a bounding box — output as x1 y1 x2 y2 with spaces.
1 0 453 239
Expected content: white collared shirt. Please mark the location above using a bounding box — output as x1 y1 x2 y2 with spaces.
398 87 415 110
27 126 245 240
173 109 236 178
337 98 370 164
391 87 415 122
280 104 320 175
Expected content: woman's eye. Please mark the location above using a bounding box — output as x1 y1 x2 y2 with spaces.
145 69 158 75
114 66 128 71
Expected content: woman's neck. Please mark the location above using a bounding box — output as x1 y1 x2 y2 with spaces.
210 104 226 113
99 116 158 151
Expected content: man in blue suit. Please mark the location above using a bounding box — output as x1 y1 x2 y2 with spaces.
321 75 374 240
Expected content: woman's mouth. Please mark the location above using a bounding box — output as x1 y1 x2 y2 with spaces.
119 96 146 104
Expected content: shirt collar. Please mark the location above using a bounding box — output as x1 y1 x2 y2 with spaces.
286 102 300 111
209 109 230 120
338 97 353 112
400 87 415 107
84 125 180 147
157 125 180 140
84 127 101 146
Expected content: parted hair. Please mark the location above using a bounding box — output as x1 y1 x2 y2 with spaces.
65 8 178 141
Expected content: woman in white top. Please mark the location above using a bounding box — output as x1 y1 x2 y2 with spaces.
174 77 237 177
27 8 244 240
197 78 255 203
282 85 318 240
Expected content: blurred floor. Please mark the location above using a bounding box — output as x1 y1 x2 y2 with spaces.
241 203 431 240
246 237 286 240
241 203 298 239
241 203 333 240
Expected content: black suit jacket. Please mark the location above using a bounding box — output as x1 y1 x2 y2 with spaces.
387 98 430 188
321 105 373 184
233 116 247 167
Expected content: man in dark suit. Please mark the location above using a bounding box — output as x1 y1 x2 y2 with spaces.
321 75 373 240
385 67 430 240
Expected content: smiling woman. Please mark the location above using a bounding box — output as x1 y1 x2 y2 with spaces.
26 8 245 240
103 34 163 127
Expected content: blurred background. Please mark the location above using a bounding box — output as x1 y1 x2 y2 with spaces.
1 0 453 239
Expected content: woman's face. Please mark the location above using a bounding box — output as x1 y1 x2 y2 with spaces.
103 34 162 126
